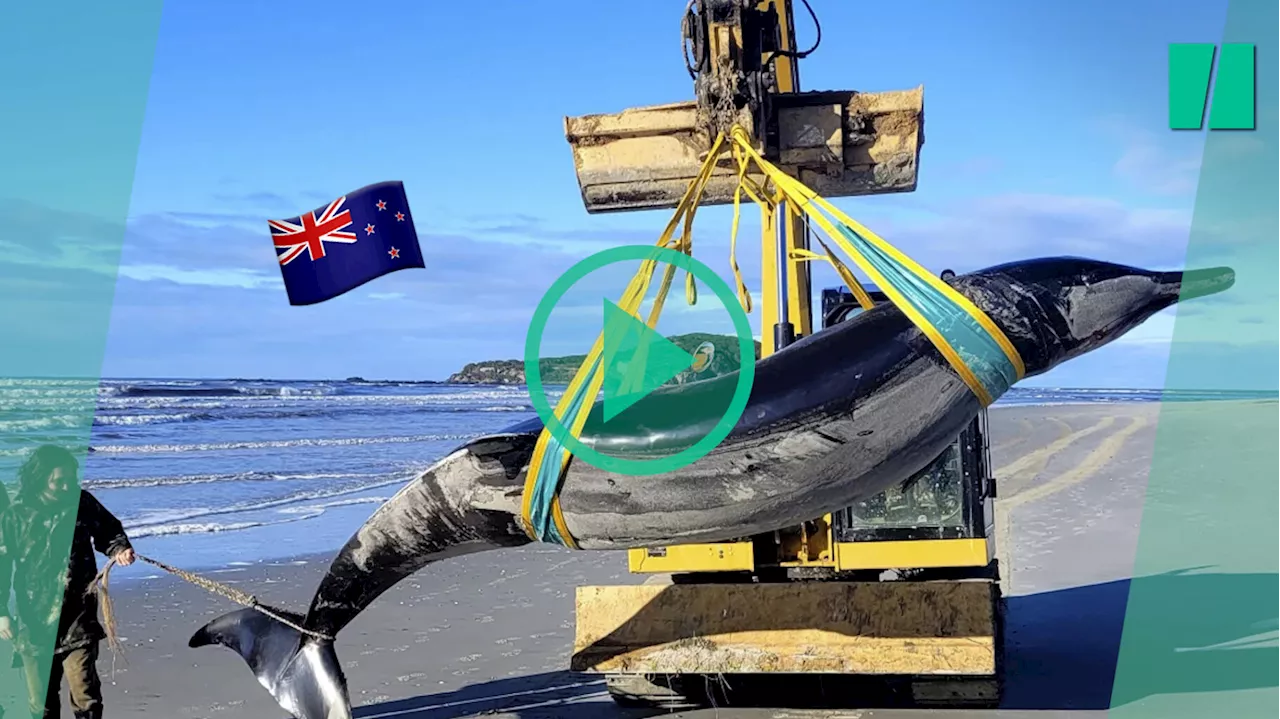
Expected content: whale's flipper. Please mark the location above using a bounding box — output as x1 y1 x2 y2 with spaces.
190 609 351 719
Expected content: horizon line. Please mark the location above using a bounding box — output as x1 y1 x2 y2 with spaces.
4 375 1278 396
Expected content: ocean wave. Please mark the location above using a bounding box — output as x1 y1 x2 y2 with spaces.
0 378 99 388
0 415 84 432
128 520 277 538
91 393 552 417
127 509 329 539
84 470 380 490
993 400 1102 408
277 496 390 514
88 433 476 455
99 383 337 399
93 379 520 402
0 395 97 411
93 412 215 426
88 403 535 426
123 481 410 536
125 498 391 540
97 391 540 404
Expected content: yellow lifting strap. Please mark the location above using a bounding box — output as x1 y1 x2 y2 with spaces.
725 125 1025 407
519 134 729 548
520 126 1026 548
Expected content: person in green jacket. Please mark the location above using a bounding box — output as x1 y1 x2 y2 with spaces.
0 445 135 719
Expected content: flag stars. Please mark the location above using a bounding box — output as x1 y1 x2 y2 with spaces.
388 247 401 259
364 223 376 235
375 200 387 211
394 212 405 222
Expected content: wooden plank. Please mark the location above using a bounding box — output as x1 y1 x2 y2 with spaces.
572 580 998 676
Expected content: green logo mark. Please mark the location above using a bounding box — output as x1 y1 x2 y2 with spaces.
1169 43 1256 130
524 245 756 476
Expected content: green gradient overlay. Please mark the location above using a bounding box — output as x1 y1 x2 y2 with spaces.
1110 0 1278 716
0 1 162 715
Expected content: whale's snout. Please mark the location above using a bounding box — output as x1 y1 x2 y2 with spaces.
1157 266 1236 303
981 257 1240 379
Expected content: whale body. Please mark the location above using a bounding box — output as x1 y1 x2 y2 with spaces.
189 256 1235 719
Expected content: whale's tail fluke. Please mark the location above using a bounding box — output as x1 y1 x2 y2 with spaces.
190 609 351 719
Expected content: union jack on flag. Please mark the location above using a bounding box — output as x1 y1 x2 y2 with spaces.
269 196 358 265
266 180 425 306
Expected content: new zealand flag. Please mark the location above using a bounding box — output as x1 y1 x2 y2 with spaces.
268 180 425 305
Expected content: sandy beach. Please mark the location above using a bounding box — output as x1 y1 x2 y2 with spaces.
0 401 1267 718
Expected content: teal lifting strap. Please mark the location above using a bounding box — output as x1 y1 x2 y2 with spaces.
835 224 1021 403
524 357 601 547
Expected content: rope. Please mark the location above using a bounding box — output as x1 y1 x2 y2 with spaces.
87 553 334 672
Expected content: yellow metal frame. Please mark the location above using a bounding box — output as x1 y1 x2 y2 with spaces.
625 0 833 576
628 538 993 574
612 1 996 580
562 5 1004 700
759 0 813 359
628 542 755 573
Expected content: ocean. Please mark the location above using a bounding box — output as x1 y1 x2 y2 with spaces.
0 378 1273 576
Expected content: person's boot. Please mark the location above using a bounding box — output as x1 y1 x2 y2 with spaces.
73 710 102 719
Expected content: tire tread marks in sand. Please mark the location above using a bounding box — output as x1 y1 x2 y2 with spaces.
995 412 1152 595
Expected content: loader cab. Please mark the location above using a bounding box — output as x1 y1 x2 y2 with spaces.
819 276 997 562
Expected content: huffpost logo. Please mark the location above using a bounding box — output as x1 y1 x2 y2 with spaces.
1169 43 1256 131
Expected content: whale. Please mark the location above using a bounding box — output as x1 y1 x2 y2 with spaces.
188 256 1234 719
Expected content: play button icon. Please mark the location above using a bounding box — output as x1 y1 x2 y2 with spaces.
600 298 695 423
524 244 756 477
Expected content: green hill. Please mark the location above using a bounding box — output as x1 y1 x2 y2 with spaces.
447 333 761 386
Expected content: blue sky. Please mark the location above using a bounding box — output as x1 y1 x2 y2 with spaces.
92 0 1236 386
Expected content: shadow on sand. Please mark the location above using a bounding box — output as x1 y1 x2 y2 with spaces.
1004 568 1277 710
352 670 657 719
355 570 1277 717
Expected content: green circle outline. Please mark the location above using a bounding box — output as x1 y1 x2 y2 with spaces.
523 245 756 477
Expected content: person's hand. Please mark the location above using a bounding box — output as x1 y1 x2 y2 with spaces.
0 616 13 641
114 548 136 567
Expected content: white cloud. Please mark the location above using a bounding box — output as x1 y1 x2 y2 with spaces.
117 263 279 289
1113 136 1203 196
1091 116 1273 201
1204 132 1271 160
1115 307 1176 346
0 238 121 277
1093 116 1206 197
654 290 760 316
871 192 1197 272
86 183 1257 382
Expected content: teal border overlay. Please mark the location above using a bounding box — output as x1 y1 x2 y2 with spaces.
0 1 163 714
1110 0 1278 715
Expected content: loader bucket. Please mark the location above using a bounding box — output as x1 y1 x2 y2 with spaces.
563 87 925 214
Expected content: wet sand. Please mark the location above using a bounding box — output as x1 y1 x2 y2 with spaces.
0 402 1247 718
